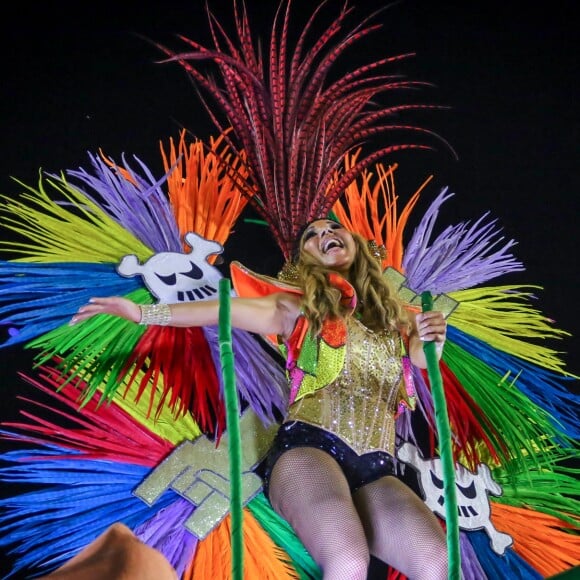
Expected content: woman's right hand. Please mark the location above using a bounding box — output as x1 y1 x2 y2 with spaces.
69 297 142 326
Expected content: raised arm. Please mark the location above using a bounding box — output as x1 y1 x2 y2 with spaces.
70 292 302 339
407 310 447 369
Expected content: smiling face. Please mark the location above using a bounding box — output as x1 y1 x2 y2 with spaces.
299 219 356 272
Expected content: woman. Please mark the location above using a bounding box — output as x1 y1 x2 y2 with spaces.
71 218 448 579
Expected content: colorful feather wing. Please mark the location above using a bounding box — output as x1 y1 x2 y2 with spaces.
0 139 288 436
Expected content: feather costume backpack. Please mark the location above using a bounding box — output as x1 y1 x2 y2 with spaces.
0 1 578 578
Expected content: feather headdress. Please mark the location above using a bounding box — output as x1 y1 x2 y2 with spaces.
152 0 451 261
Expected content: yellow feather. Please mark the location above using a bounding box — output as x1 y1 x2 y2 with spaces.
108 371 202 445
448 285 575 375
0 174 151 263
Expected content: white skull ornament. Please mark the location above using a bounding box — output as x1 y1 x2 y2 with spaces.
117 232 224 303
397 441 513 555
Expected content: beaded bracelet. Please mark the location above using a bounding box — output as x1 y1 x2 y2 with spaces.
139 303 172 326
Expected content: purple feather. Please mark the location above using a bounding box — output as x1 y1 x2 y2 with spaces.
460 532 488 579
134 498 198 577
57 152 182 253
203 325 288 424
403 188 524 293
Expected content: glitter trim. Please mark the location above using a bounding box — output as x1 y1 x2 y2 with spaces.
139 303 172 326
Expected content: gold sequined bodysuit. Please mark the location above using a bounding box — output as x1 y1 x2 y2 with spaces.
287 316 405 456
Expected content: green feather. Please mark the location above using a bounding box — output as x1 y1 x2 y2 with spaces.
27 288 150 403
444 341 565 478
248 494 320 580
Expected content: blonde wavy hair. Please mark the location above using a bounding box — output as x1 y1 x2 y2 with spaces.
296 232 410 336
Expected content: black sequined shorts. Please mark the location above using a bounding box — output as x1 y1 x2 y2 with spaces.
261 421 396 498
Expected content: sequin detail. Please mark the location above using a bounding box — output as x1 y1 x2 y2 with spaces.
288 317 404 455
261 421 396 498
397 354 416 417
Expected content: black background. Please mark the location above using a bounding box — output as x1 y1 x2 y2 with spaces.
0 0 578 575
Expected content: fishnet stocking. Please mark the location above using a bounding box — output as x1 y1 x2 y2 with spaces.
269 447 449 580
269 447 370 579
353 477 448 579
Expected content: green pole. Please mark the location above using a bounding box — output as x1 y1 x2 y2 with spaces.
218 278 243 580
421 291 461 579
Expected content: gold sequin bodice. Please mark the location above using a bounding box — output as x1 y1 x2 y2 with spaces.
287 316 404 455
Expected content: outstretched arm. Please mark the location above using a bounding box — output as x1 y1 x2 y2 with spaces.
408 310 447 369
70 292 301 339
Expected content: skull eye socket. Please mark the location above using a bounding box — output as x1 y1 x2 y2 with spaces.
430 471 477 499
430 471 444 489
154 262 204 286
457 481 476 499
156 272 177 285
181 261 204 280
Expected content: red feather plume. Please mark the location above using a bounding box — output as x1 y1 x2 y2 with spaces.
122 326 224 437
422 363 506 470
148 0 451 260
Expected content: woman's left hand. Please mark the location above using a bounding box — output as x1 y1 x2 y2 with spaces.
415 311 447 349
408 310 447 367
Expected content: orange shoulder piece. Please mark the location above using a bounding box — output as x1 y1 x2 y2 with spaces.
230 261 303 346
230 261 303 299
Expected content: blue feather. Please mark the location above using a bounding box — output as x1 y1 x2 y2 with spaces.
467 530 542 579
448 326 580 439
0 261 141 347
0 444 178 578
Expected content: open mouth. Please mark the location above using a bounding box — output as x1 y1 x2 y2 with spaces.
322 238 343 254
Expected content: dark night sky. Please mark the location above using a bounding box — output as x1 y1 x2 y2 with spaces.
0 0 578 571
